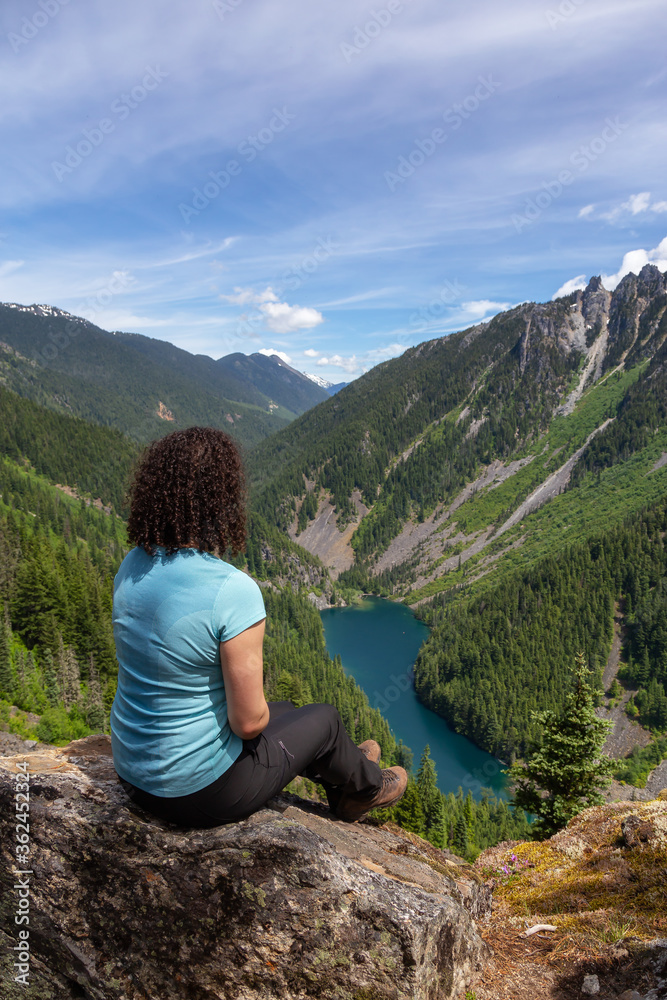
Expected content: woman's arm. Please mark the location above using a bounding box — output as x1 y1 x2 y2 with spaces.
220 619 270 740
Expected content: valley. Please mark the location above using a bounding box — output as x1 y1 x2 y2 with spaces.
1 266 666 856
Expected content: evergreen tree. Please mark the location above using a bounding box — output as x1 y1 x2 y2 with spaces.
425 792 447 849
392 780 425 835
416 745 439 826
0 601 13 697
43 648 59 706
452 813 469 858
85 657 106 732
58 643 81 710
507 652 615 838
394 739 413 772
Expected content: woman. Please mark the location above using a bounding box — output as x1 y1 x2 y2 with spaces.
110 426 407 827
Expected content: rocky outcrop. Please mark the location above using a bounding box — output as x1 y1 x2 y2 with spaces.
0 736 490 1000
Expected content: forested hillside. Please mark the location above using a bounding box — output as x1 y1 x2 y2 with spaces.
414 498 667 759
3 264 667 856
249 265 667 774
0 385 139 511
0 302 324 447
0 443 528 855
251 268 666 558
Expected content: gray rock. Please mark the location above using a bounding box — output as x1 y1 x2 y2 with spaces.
582 973 600 994
622 814 656 847
0 736 490 1000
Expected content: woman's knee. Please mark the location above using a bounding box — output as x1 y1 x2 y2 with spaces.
300 702 343 733
318 702 343 724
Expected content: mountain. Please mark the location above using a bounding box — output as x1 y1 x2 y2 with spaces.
215 351 329 414
2 264 667 899
302 371 348 395
0 304 321 447
251 265 667 579
250 264 667 761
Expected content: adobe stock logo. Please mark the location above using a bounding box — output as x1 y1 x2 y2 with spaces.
178 108 296 224
51 67 169 182
383 76 500 192
340 1 407 63
36 270 135 364
372 670 412 713
511 116 628 232
7 0 72 54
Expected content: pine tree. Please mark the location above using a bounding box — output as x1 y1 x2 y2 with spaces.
392 780 425 835
452 813 469 858
85 656 105 732
43 648 59 706
416 745 439 826
0 601 14 698
58 643 81 710
507 652 615 838
425 792 447 849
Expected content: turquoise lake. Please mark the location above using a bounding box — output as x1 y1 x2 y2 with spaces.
320 596 507 799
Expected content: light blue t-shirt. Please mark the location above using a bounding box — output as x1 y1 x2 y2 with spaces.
110 546 266 797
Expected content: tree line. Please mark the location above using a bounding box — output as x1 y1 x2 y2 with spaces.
414 497 667 759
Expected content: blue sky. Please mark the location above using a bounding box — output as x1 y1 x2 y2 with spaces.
1 0 666 382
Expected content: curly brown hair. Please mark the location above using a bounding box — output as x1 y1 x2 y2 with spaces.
126 426 247 556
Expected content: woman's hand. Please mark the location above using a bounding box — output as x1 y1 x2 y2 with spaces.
220 619 270 740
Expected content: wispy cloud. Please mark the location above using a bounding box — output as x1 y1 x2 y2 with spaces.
586 191 667 222
2 0 666 373
0 260 25 280
144 238 237 269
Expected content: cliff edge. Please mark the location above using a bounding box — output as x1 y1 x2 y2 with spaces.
0 735 489 1000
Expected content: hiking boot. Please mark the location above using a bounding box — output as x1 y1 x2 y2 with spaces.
335 766 408 823
357 739 381 764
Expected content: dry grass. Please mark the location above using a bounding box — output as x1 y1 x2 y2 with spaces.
461 798 667 999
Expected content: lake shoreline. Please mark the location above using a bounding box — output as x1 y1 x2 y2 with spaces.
321 595 508 800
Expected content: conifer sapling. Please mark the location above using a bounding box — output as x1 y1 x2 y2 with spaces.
507 652 615 838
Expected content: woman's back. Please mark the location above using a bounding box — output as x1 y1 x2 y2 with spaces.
111 545 264 797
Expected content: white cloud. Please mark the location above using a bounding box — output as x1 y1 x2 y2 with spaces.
553 239 667 297
366 343 406 361
220 286 324 334
552 274 588 299
600 192 667 222
625 192 651 215
314 342 406 377
578 204 595 218
259 348 292 364
461 300 510 319
220 286 278 306
303 348 320 357
601 237 667 289
316 354 361 374
259 301 324 334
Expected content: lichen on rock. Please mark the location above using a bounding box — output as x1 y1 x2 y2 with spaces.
0 736 489 1000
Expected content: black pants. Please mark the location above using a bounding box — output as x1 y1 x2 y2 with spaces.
119 702 383 828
